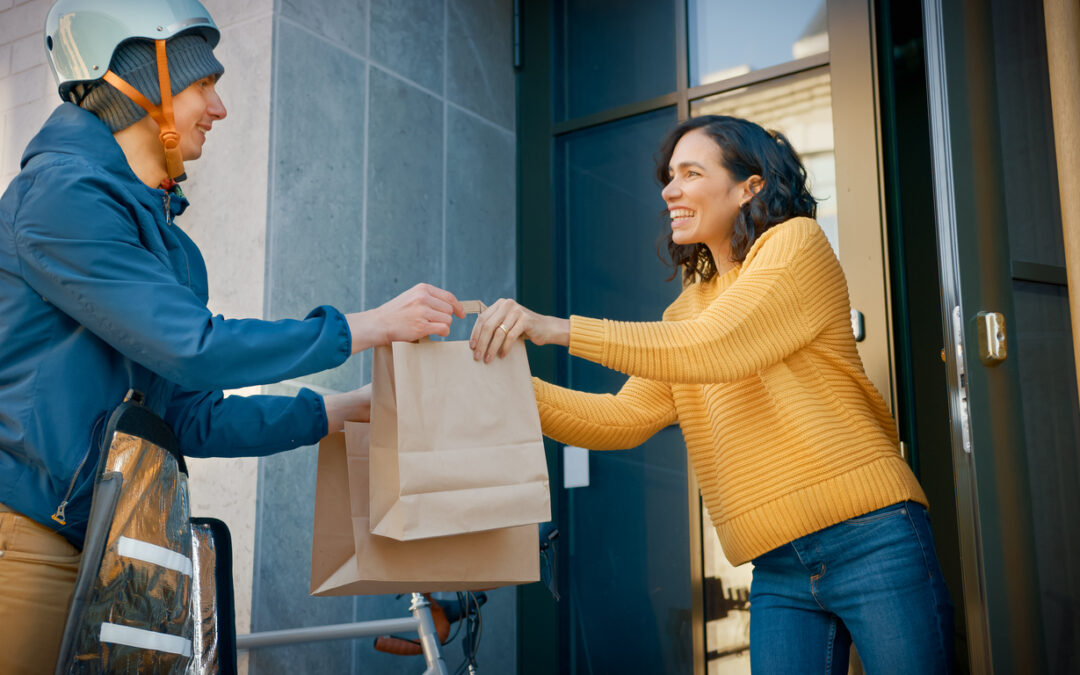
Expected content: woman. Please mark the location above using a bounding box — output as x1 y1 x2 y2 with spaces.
0 1 462 671
471 115 954 673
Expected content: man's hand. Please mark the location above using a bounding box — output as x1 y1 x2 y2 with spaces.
346 283 466 354
324 383 371 435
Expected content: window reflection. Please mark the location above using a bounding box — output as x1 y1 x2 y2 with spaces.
559 0 676 120
702 504 752 673
690 69 839 253
688 0 828 86
692 69 839 674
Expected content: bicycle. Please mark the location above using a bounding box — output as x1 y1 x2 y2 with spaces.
236 525 559 673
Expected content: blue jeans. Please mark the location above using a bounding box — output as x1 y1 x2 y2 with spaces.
749 502 954 674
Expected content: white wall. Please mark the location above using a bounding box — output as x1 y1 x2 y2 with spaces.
0 0 56 188
182 4 275 673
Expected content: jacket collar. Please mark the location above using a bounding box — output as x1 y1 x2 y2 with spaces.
21 103 189 216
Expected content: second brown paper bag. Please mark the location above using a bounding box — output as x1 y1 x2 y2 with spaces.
369 323 551 541
310 424 539 596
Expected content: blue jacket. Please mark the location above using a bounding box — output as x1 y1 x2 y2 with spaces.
0 104 351 547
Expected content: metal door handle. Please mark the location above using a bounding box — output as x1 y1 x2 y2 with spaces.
851 309 865 342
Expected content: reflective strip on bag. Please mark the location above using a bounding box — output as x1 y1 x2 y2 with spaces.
99 622 194 657
117 536 193 576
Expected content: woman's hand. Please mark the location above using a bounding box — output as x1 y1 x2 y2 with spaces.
324 383 371 435
347 283 466 353
469 298 570 362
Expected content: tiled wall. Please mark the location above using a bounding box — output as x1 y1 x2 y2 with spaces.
250 0 517 672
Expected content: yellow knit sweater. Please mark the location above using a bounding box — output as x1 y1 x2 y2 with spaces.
533 217 927 566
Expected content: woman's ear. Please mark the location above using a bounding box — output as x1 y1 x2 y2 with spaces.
740 175 764 206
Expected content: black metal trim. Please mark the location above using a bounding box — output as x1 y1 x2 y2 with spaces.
686 52 831 102
552 92 680 136
512 0 522 70
552 52 831 137
1011 260 1068 286
675 0 689 121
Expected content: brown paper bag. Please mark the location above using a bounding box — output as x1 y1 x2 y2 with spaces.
310 424 539 596
369 313 551 541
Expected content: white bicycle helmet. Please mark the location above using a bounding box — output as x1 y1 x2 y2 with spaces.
45 0 221 182
46 0 219 102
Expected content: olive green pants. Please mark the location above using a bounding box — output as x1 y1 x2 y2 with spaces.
0 504 80 675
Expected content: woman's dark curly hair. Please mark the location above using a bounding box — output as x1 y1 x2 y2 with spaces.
656 115 817 283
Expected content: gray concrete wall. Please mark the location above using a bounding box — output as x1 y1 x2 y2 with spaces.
250 0 517 673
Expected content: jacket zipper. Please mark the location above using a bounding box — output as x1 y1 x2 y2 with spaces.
52 414 105 526
163 189 193 283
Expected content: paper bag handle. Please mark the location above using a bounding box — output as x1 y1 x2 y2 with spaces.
460 300 487 315
413 300 487 343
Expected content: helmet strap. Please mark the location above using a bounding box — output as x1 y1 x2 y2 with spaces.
102 39 186 184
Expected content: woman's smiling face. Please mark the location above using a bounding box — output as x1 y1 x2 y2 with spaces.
661 128 759 267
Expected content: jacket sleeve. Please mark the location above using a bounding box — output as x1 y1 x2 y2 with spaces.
164 386 328 458
532 375 676 450
567 219 843 384
13 167 351 391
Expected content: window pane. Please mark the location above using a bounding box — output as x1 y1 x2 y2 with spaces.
702 504 751 673
557 0 676 121
557 108 695 673
688 0 828 86
690 69 839 253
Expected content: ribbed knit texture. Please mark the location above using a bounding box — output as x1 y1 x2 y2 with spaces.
80 35 224 133
534 217 927 566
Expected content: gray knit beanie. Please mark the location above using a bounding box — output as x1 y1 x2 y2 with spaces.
80 34 224 133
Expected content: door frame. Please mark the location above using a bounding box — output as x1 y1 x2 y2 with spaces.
921 0 1046 671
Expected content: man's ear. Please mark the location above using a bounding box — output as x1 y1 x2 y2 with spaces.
740 175 764 205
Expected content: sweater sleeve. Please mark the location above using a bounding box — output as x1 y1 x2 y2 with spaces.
568 219 841 384
533 375 676 450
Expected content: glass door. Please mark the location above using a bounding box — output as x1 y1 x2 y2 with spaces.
517 2 896 672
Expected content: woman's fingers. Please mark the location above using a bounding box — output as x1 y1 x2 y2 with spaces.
500 314 527 357
469 303 494 349
483 312 514 362
472 299 510 360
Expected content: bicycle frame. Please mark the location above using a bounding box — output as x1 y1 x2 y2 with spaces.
235 592 448 674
